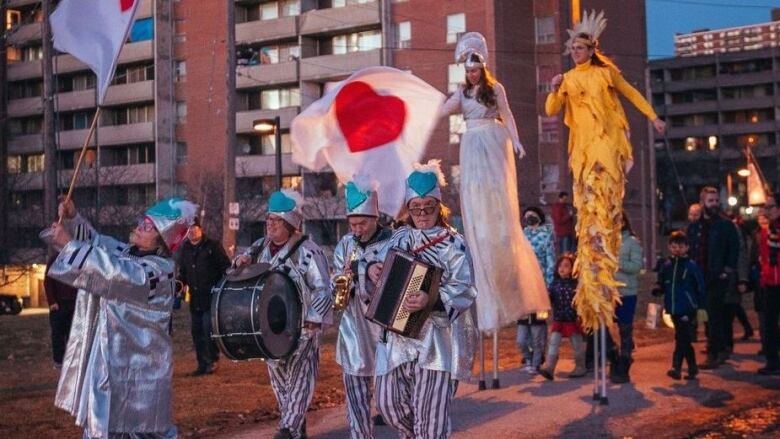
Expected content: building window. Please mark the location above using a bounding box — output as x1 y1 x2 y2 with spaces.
446 13 465 44
8 117 43 135
332 30 382 54
26 154 44 173
260 88 300 110
175 61 187 82
101 105 154 126
538 116 559 143
100 144 156 167
238 133 293 155
449 114 465 144
22 45 43 62
535 16 555 44
176 141 187 165
536 65 555 93
448 63 464 93
260 2 279 20
174 18 186 43
397 21 411 48
176 101 187 123
73 73 97 90
7 156 22 174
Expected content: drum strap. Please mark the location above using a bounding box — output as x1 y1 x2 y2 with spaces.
278 235 309 265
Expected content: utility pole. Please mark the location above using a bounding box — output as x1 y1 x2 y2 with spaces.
223 0 237 253
42 0 58 224
0 1 9 263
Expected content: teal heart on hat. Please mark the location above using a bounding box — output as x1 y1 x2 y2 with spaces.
345 182 368 211
268 191 296 213
407 171 438 197
146 197 183 219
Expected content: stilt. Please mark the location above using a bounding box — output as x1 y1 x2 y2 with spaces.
491 330 500 388
478 331 486 390
599 319 609 405
592 328 600 401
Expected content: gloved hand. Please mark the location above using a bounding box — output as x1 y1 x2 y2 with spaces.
513 141 526 158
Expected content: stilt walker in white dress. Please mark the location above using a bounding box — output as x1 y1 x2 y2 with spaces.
441 32 550 387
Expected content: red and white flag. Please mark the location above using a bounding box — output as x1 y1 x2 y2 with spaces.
291 67 445 216
51 0 141 105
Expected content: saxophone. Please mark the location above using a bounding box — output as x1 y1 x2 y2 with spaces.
333 242 359 311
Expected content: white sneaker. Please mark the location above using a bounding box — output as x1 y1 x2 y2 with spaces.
524 365 536 374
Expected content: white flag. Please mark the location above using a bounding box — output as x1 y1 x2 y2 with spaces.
291 67 445 216
747 160 767 206
51 0 141 105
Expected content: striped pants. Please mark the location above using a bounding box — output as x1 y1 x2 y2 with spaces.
267 329 320 438
343 374 374 439
375 361 456 439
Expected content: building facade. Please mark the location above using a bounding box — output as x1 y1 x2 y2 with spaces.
675 19 780 58
650 47 780 231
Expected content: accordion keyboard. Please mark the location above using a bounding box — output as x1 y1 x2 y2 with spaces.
391 264 429 332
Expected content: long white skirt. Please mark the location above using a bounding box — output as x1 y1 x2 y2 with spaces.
459 121 550 331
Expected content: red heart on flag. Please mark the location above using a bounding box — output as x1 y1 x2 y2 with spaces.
335 81 406 153
120 0 135 12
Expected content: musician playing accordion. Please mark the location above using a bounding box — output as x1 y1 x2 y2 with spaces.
367 160 478 439
234 189 331 439
332 177 393 439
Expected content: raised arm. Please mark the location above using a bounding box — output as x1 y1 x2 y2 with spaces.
439 86 462 118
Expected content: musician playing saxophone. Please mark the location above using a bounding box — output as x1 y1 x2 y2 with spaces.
233 189 330 439
367 160 478 439
332 177 393 439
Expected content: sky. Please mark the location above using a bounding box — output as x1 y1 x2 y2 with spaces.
646 0 780 59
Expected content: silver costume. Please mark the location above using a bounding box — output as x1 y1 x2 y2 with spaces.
48 215 177 439
333 228 391 376
372 225 478 381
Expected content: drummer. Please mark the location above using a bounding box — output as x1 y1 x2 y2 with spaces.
332 176 392 439
234 189 331 439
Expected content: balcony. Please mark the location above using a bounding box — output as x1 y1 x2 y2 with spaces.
236 154 300 178
104 80 155 106
236 16 297 44
662 101 719 116
6 172 42 192
718 96 775 112
7 96 42 118
8 134 42 154
7 60 41 82
6 21 41 46
299 2 380 36
237 62 298 89
666 125 719 139
719 120 777 136
58 121 155 150
7 0 40 7
55 40 153 75
299 49 382 82
99 163 156 185
236 106 299 134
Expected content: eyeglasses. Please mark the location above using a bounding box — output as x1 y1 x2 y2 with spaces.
137 217 156 233
409 203 438 217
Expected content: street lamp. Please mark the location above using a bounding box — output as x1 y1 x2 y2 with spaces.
253 116 282 190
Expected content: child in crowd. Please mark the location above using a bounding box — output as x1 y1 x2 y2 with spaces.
517 312 548 374
653 231 706 380
540 253 587 380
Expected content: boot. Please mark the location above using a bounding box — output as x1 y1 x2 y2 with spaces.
539 354 558 381
569 344 587 378
610 356 631 384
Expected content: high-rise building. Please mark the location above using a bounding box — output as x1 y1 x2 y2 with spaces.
649 46 780 231
675 20 780 57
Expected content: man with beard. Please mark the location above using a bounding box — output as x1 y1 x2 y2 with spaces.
694 187 741 369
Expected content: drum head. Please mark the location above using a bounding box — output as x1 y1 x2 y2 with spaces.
256 271 302 359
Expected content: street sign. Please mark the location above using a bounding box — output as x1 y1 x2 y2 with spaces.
228 217 240 231
229 202 240 215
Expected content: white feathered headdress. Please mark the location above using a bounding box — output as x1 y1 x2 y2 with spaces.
564 9 607 55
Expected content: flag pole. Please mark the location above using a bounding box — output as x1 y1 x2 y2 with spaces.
58 107 101 224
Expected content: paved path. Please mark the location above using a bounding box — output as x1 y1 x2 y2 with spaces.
219 338 779 438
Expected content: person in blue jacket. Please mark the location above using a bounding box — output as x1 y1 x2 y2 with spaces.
653 231 706 380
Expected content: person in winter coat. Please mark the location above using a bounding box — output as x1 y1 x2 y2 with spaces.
653 231 706 380
756 193 780 375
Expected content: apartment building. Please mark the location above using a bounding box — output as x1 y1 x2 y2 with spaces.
675 13 780 57
650 47 780 229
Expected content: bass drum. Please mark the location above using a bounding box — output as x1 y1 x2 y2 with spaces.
211 264 302 361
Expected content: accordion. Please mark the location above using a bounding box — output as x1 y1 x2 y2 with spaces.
366 249 442 338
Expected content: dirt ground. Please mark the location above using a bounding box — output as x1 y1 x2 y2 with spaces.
0 275 759 438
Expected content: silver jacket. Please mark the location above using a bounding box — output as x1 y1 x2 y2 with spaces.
371 225 478 381
239 232 332 326
333 227 392 376
48 215 176 438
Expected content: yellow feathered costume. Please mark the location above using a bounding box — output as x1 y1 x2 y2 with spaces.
545 11 658 331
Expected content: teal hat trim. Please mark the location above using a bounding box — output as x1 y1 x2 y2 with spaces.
345 182 368 211
407 171 438 198
268 191 296 213
145 197 185 219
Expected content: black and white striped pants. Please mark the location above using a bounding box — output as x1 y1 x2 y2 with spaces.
375 360 456 439
267 330 320 438
343 373 374 439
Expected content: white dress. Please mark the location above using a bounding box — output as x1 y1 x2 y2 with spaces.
441 83 550 330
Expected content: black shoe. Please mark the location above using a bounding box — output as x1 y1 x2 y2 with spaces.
539 369 554 381
758 365 780 375
190 367 208 377
717 352 730 365
667 369 682 380
685 369 698 380
699 359 719 370
741 331 754 341
373 414 386 426
206 361 219 374
273 428 293 439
